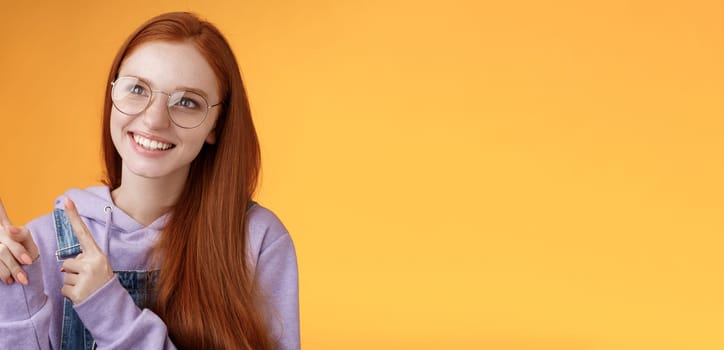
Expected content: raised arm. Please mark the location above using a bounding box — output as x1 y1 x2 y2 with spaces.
0 197 51 349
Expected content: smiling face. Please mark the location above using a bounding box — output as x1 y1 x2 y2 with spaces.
110 41 222 183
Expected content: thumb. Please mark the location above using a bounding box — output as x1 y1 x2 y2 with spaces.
63 198 102 255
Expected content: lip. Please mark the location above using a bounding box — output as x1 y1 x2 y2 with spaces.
127 131 176 157
130 131 175 145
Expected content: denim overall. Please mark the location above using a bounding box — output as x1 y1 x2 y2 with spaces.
53 208 158 350
52 201 255 349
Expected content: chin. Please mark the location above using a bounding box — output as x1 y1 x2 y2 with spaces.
125 161 191 182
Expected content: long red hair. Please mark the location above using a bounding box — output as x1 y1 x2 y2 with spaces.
101 12 273 349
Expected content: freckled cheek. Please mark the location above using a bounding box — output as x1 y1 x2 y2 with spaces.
192 112 220 142
203 113 221 140
178 130 211 149
109 111 130 150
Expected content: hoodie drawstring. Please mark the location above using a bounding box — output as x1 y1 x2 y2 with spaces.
103 204 113 257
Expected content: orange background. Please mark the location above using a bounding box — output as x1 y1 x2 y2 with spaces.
1 1 723 349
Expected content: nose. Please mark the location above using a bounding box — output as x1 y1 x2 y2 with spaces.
142 93 171 129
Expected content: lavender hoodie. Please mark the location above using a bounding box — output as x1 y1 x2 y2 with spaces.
0 186 300 349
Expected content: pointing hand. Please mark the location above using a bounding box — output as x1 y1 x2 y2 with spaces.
0 197 39 286
60 198 114 304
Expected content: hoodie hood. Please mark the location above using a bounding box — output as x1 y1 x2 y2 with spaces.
54 186 169 233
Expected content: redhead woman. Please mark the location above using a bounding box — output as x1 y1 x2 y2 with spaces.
0 12 299 350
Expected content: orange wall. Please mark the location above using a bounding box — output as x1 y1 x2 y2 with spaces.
1 1 723 349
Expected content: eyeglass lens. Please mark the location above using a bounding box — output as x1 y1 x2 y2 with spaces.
111 77 209 128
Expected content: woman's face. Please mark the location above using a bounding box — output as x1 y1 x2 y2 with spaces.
110 41 221 182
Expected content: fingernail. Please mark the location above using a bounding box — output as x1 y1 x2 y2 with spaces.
21 253 33 265
60 267 65 273
5 277 12 285
16 272 28 285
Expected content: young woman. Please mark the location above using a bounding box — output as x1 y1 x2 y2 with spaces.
0 12 299 349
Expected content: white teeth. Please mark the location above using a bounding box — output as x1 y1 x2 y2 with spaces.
133 134 173 151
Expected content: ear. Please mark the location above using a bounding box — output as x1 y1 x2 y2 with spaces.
205 128 217 144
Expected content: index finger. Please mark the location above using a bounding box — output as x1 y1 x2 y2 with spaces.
63 198 101 254
0 197 12 227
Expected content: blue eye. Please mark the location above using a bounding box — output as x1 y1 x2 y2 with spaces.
130 85 147 95
175 97 200 109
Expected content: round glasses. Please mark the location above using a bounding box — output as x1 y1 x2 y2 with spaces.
111 76 222 129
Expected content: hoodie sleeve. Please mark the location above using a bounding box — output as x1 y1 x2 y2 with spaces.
248 205 300 350
0 255 52 350
256 232 300 350
72 275 176 349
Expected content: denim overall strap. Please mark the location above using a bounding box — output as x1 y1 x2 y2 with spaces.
54 209 82 261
